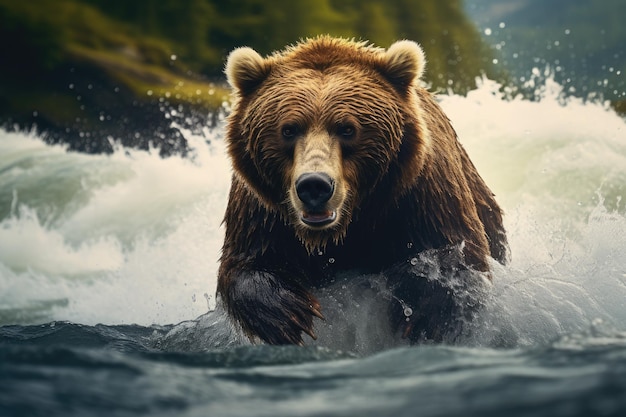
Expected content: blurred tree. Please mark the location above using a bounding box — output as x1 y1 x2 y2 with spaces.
8 0 494 90
1 0 502 152
357 2 397 47
0 2 69 75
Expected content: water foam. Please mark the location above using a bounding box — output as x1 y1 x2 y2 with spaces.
0 129 229 325
441 76 626 218
439 77 626 346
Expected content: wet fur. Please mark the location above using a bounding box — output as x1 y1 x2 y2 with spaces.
218 36 508 345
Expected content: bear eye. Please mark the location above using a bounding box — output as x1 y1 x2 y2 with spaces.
281 124 300 140
336 123 356 139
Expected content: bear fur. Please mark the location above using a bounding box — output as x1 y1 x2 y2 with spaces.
218 36 508 345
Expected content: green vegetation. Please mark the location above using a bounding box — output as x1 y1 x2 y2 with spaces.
78 0 497 87
0 0 497 152
0 0 229 107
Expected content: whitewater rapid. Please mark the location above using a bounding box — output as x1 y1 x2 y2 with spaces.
1 77 625 349
0 125 231 325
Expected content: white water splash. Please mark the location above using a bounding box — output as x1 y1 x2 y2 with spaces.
0 130 229 325
439 76 626 346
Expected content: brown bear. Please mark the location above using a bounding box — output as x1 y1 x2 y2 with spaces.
218 36 508 345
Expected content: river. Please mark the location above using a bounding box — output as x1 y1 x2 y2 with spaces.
1 74 626 416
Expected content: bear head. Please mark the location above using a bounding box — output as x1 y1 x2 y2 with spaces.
225 36 432 252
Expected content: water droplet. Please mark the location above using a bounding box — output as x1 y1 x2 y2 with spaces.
318 251 323 256
484 28 492 36
147 90 153 96
328 258 335 264
407 242 413 249
170 54 177 61
403 307 413 317
499 22 506 29
410 257 418 266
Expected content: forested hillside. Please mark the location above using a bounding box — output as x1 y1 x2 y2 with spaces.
80 0 495 86
0 0 496 153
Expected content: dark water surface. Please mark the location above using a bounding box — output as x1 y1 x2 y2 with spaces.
2 322 626 417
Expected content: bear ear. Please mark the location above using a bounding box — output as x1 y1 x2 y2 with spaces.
382 40 426 90
225 47 271 95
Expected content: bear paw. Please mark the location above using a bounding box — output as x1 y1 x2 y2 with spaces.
228 270 324 345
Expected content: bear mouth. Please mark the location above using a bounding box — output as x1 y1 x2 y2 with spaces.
300 210 337 227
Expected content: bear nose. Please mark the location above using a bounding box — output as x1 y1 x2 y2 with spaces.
295 173 335 209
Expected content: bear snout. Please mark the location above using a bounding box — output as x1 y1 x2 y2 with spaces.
295 172 338 226
296 172 335 209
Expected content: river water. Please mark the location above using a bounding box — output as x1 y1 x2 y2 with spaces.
1 76 626 416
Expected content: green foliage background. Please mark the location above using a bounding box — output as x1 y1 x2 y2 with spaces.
0 0 496 151
0 0 495 92
78 0 495 88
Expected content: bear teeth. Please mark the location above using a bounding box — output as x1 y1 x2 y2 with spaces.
300 210 337 227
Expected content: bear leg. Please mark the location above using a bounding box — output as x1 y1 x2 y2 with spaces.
387 247 489 343
223 269 324 345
